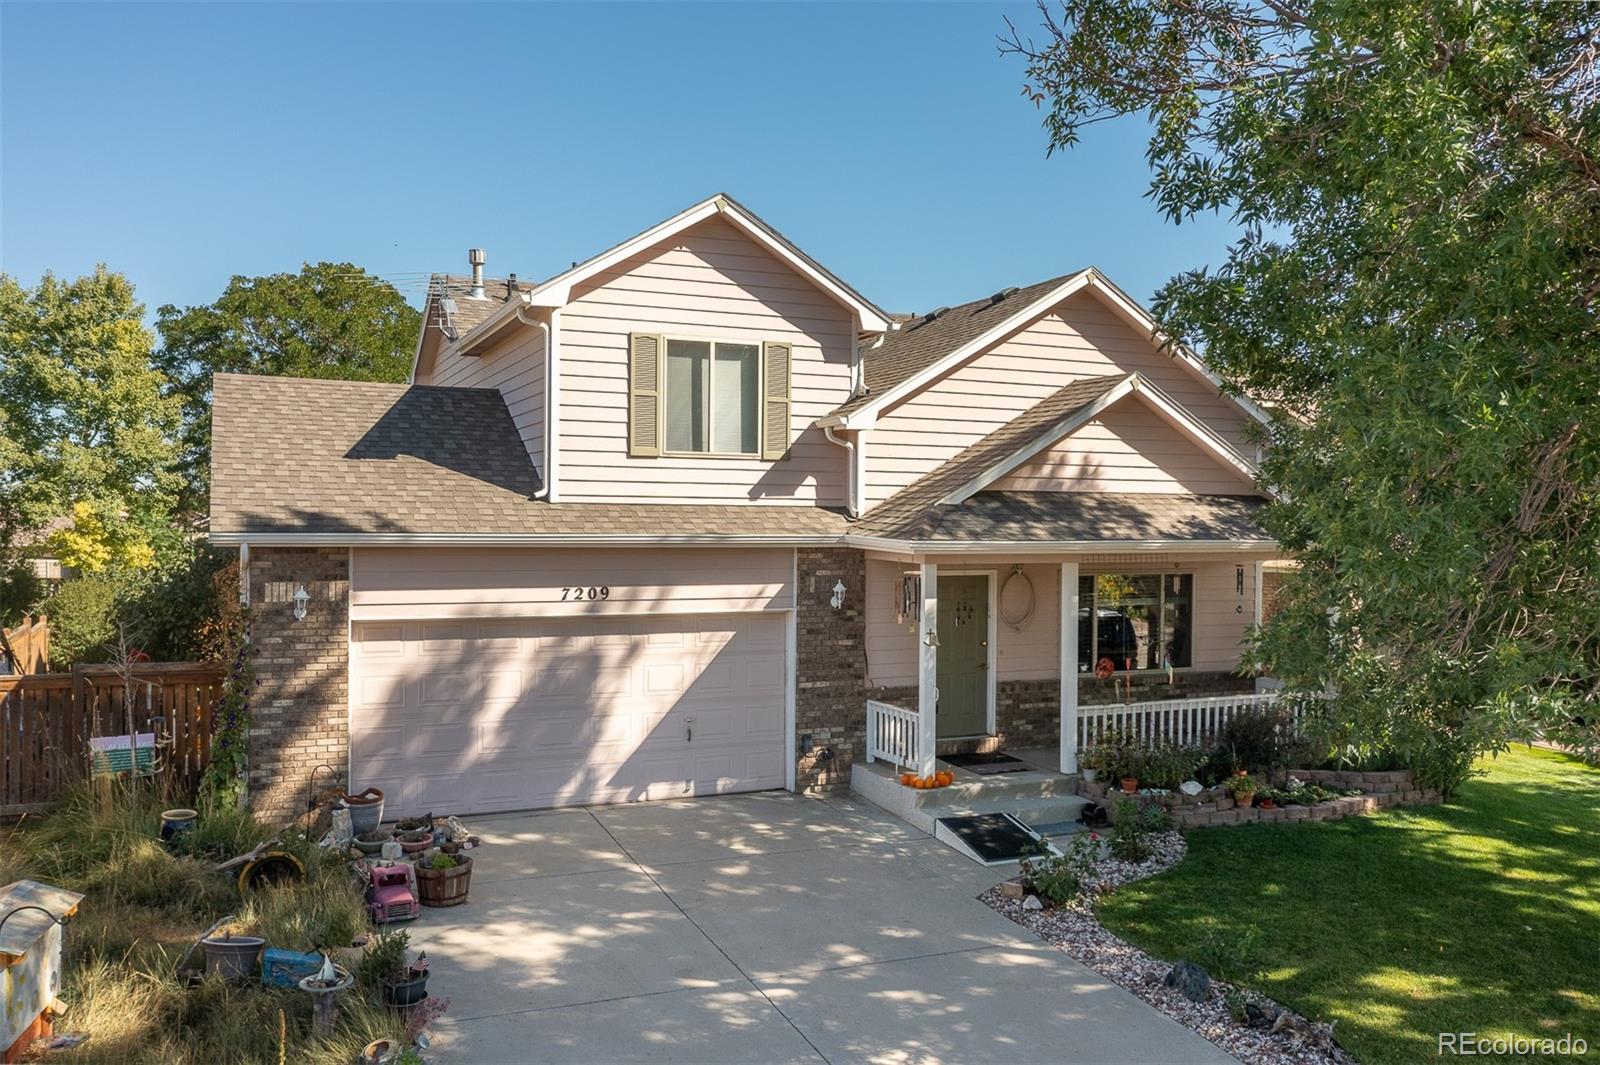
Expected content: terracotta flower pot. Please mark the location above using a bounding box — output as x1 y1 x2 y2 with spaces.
1120 777 1139 794
1235 792 1256 808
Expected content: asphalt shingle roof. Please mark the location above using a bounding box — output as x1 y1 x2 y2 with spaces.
209 374 848 539
833 272 1083 417
429 274 537 335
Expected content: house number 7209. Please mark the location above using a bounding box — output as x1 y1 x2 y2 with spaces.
560 586 611 601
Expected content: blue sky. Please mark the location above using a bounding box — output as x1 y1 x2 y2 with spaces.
2 2 1242 318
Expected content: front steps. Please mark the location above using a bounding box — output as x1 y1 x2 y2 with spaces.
851 757 1090 845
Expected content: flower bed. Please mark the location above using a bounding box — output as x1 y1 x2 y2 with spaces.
984 833 1356 1065
1079 768 1443 829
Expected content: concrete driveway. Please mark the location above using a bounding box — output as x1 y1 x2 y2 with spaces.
412 791 1233 1064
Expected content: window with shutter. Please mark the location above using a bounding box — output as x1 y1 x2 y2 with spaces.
762 340 792 460
628 332 663 457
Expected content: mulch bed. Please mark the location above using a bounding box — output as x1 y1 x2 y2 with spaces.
981 832 1358 1065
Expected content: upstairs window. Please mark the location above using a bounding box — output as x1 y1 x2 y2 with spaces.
665 340 759 455
1077 573 1193 673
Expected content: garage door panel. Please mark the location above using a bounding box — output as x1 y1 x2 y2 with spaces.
352 613 788 817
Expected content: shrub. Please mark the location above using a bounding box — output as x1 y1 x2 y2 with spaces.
39 574 125 665
1218 707 1298 773
1140 741 1207 789
358 929 411 987
1109 797 1167 862
1019 831 1099 905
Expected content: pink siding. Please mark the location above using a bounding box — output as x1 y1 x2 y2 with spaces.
991 395 1255 495
864 290 1253 509
424 321 547 473
350 546 793 620
864 555 1260 688
557 217 853 505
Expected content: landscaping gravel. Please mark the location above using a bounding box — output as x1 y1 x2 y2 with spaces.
983 831 1357 1065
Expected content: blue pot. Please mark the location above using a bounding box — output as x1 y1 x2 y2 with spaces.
161 808 198 845
343 788 385 835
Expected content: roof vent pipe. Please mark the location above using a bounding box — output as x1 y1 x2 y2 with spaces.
468 248 486 298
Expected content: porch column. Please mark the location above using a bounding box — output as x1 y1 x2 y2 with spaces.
1059 562 1080 774
917 561 938 778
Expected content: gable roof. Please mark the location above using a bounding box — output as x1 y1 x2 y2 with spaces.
433 194 892 362
209 374 848 544
854 372 1265 543
828 268 1271 429
856 491 1271 546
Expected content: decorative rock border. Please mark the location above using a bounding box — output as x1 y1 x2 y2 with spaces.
983 833 1355 1065
1081 768 1442 829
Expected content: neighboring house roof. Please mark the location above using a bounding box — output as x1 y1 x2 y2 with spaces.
829 268 1271 429
209 374 848 544
427 274 536 336
854 372 1267 543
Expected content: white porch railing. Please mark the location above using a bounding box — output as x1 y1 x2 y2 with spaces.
1077 691 1291 748
865 699 921 770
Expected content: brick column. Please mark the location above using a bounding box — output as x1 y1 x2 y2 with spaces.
794 546 868 791
247 547 350 822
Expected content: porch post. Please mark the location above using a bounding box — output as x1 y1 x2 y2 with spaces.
1059 562 1080 774
917 561 939 778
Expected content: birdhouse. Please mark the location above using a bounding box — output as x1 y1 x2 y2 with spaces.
1 880 83 1064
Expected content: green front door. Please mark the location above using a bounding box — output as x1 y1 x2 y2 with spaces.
936 574 990 737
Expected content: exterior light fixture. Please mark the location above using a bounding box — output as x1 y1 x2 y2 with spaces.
292 584 310 621
830 580 846 609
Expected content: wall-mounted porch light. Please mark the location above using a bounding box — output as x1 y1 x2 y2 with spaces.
292 584 310 621
830 580 847 610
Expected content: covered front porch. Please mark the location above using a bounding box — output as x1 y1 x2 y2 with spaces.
856 546 1285 779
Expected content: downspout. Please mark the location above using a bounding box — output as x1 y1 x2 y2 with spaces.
517 304 553 501
823 425 859 519
237 543 250 607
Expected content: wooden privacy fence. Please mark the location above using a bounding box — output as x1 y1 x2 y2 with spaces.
0 614 50 675
0 661 225 817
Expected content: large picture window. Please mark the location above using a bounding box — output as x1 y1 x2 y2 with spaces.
1077 573 1193 673
665 339 759 455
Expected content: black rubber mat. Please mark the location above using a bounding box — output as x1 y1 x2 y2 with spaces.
937 813 1040 863
941 752 1030 775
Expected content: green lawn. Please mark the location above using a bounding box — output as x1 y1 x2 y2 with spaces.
1095 745 1600 1064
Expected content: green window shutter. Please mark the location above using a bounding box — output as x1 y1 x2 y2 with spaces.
628 332 664 457
762 340 793 460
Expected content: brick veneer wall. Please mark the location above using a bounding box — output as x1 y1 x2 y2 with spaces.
247 547 350 822
794 547 869 791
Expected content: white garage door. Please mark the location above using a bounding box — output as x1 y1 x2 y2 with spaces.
350 613 788 817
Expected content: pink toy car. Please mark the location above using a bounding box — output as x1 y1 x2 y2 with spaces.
366 862 419 923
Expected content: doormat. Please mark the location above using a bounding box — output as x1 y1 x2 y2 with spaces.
941 752 1030 775
935 813 1042 865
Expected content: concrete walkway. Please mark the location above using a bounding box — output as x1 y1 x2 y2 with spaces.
412 791 1234 1064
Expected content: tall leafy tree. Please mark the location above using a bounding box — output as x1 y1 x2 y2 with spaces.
155 262 421 507
1005 1 1600 783
0 268 182 576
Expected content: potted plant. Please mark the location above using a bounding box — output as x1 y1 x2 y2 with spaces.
1257 787 1279 810
360 929 430 1007
396 829 432 855
354 829 393 856
1077 746 1105 783
416 851 473 907
1117 747 1143 794
1225 773 1259 808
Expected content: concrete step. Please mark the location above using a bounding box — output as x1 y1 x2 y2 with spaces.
905 770 1081 809
922 792 1090 829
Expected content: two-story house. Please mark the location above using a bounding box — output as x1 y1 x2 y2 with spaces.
210 194 1281 821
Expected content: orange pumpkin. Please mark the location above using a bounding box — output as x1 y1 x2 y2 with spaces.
900 773 915 786
937 771 953 786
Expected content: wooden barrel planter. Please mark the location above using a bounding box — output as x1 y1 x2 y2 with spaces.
416 856 472 907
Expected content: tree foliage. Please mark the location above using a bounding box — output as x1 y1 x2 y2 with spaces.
154 262 420 505
0 268 183 577
1005 0 1600 781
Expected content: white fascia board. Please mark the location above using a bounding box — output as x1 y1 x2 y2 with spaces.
939 375 1136 505
837 271 1094 427
209 531 842 548
842 533 1278 555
